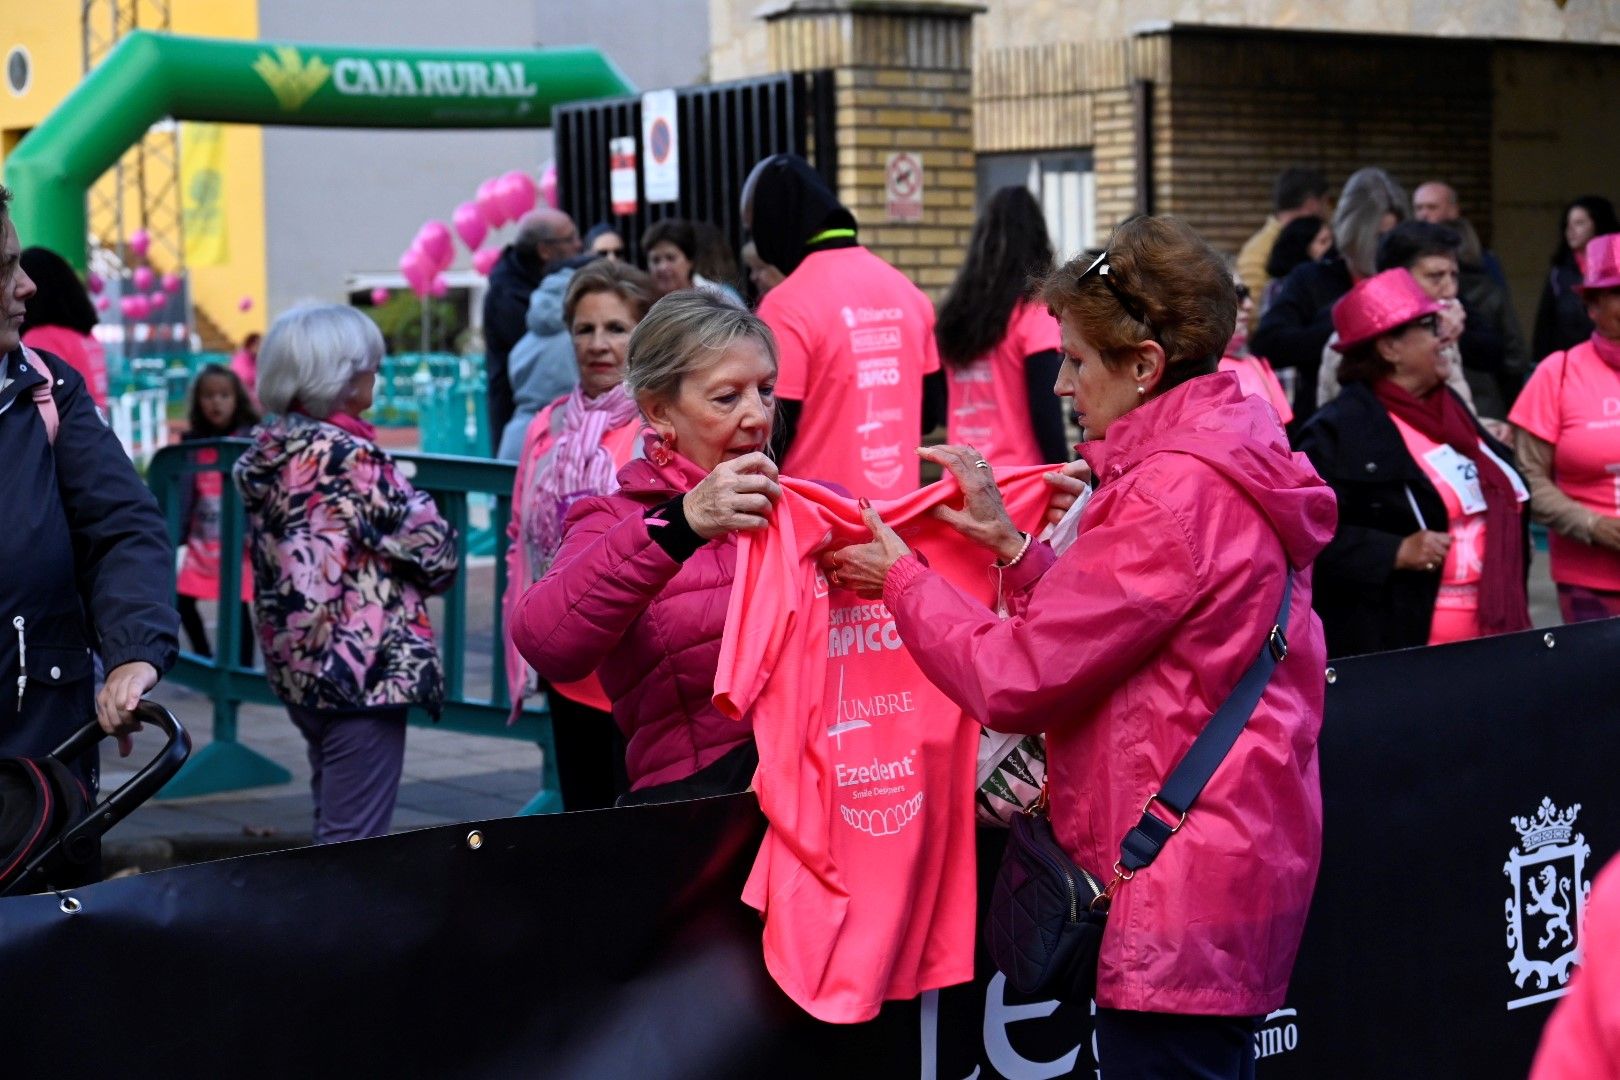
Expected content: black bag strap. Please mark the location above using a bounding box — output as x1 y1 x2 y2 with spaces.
1116 572 1294 876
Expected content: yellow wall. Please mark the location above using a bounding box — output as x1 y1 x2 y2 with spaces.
0 0 266 349
170 0 265 348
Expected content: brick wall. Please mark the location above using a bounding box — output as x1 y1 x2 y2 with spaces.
765 2 981 297
974 29 1496 256
1161 32 1495 256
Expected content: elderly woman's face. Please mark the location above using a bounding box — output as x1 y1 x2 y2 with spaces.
647 241 693 297
1054 310 1148 440
1378 315 1448 396
343 370 376 417
571 290 638 398
1567 207 1597 254
648 338 776 471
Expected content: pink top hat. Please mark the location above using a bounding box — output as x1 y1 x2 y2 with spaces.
1331 268 1444 353
1577 233 1620 294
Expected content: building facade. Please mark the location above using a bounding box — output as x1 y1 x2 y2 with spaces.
712 0 1620 331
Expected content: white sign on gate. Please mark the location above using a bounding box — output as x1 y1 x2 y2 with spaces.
885 151 924 223
609 136 637 215
641 89 680 204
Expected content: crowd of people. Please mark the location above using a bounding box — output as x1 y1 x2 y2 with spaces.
4 146 1620 1074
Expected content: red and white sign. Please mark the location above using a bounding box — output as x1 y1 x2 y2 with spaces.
609 136 637 215
641 89 680 204
885 151 923 223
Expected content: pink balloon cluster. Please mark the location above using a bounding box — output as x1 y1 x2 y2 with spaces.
400 163 555 292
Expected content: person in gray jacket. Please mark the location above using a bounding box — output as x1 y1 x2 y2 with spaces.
497 266 577 460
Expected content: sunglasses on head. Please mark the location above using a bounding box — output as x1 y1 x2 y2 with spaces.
1076 249 1155 333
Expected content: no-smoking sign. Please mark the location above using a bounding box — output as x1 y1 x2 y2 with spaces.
885 151 924 223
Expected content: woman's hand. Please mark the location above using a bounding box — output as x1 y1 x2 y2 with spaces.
919 445 1024 562
1395 529 1453 572
683 452 781 539
1437 299 1466 346
96 660 158 758
1041 459 1094 528
821 501 912 599
1592 515 1620 553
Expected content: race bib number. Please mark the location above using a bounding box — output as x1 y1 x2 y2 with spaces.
1423 445 1486 515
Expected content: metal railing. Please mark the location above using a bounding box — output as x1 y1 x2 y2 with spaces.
109 386 169 468
145 437 559 814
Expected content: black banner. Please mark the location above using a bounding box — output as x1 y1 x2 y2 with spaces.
2 618 1616 1077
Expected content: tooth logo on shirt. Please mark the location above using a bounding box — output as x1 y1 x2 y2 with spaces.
840 792 924 837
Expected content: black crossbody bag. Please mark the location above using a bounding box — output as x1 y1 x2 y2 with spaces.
986 574 1295 1003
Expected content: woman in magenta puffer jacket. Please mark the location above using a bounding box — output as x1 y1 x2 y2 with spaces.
512 291 787 803
832 217 1337 1079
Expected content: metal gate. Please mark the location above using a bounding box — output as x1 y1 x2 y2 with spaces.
554 70 837 273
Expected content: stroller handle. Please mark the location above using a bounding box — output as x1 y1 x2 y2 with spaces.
48 700 192 863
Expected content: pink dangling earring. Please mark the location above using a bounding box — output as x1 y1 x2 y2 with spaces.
649 432 675 466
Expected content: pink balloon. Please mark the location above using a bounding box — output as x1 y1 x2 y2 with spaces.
452 201 488 251
238 295 254 312
132 266 155 292
95 295 109 312
476 178 508 229
128 229 151 258
499 170 538 220
428 273 449 299
370 286 391 307
149 291 167 309
415 220 454 272
121 295 147 320
472 246 501 276
399 247 434 296
538 162 559 211
161 271 183 293
86 271 104 295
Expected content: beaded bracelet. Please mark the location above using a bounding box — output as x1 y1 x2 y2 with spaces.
996 531 1033 569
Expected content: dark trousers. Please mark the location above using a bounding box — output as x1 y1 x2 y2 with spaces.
546 689 628 812
1094 1008 1259 1080
286 704 407 844
177 596 256 667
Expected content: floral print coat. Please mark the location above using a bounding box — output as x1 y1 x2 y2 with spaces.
234 414 458 714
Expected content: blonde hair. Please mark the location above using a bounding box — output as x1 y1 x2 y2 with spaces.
624 290 777 405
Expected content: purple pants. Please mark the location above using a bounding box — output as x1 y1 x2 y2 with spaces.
1556 583 1620 625
286 704 407 845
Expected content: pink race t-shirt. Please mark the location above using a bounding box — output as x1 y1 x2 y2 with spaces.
23 325 109 409
1509 340 1620 590
757 248 940 500
715 467 1054 1023
1218 353 1294 427
945 300 1063 466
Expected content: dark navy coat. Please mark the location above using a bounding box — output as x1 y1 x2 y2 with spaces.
0 347 178 790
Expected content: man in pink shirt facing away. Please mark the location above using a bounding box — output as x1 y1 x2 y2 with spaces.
743 154 943 500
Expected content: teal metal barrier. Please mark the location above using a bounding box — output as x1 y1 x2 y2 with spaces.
145 437 560 814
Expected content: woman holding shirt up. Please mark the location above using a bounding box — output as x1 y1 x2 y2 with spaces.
831 216 1333 1078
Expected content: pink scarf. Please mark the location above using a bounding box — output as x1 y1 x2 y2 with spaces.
292 402 378 443
525 384 642 574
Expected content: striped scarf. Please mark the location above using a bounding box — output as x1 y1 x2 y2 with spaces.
525 383 642 578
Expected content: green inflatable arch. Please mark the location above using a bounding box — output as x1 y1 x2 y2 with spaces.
4 31 635 266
